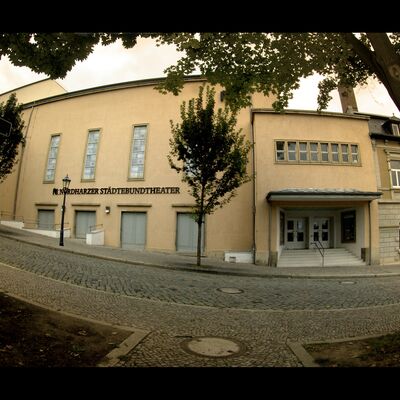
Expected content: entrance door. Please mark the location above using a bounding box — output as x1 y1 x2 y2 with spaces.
286 218 306 249
311 218 330 248
121 212 147 250
75 211 96 239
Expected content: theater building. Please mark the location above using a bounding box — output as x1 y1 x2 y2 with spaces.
0 76 394 267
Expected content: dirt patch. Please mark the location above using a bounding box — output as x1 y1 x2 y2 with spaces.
0 291 132 367
304 332 400 367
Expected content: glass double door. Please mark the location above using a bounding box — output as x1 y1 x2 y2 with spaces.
286 218 306 249
286 217 330 249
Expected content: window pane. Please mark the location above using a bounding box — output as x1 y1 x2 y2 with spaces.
130 125 148 179
44 135 60 181
83 131 100 180
299 142 308 161
391 160 400 169
341 144 349 162
351 144 359 163
310 143 318 161
321 143 328 161
288 142 296 161
331 144 339 162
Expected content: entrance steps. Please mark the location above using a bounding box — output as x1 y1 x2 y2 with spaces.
277 248 366 267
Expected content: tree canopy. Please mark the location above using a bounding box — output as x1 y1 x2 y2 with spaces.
169 85 251 265
0 93 25 182
1 32 400 112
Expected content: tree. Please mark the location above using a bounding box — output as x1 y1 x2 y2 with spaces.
168 85 251 266
0 93 25 182
1 32 400 112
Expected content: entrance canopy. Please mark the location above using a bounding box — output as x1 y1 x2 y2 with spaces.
266 188 382 202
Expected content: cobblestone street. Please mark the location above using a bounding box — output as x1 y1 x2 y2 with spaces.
2 226 400 366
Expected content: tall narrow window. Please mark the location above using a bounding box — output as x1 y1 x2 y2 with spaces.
83 130 100 180
287 142 297 161
129 125 147 179
310 142 319 161
44 135 60 182
351 144 359 163
341 144 349 162
321 143 329 162
276 141 285 161
390 160 400 188
299 142 308 161
331 143 339 162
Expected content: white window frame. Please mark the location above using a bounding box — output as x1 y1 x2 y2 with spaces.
390 159 400 188
82 129 100 181
129 124 148 180
44 134 61 182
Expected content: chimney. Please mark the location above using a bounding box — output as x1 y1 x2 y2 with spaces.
338 85 358 114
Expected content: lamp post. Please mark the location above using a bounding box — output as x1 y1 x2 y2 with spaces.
59 174 71 246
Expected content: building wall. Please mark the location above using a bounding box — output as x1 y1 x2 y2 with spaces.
253 111 379 264
5 78 275 258
0 79 66 105
373 138 400 263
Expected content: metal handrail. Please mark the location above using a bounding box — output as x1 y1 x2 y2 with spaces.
311 240 325 267
89 224 103 232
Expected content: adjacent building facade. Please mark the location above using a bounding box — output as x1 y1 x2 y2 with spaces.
1 76 399 267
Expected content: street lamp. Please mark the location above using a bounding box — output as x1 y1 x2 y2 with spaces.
59 174 71 246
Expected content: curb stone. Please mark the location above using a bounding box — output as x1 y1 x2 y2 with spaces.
97 329 151 367
286 341 320 367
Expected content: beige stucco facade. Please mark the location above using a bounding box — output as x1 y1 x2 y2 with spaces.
0 76 393 267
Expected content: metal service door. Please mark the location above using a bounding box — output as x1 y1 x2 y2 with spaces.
176 213 204 253
38 210 55 230
75 211 96 239
121 212 147 250
286 218 306 249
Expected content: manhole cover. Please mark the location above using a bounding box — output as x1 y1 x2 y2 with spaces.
181 336 244 358
217 287 243 294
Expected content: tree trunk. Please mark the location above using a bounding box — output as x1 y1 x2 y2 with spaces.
196 217 202 266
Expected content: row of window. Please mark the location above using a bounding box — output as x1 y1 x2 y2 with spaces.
275 140 360 165
44 125 148 182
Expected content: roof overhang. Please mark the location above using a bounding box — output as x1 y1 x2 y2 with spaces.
267 189 382 202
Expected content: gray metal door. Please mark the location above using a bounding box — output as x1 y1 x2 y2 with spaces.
121 212 147 250
75 211 96 239
38 210 55 230
176 213 204 253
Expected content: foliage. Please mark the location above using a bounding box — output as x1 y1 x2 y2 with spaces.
0 93 25 182
169 85 251 265
152 33 400 112
1 32 400 112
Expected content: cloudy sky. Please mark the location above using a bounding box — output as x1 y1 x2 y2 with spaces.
0 37 399 118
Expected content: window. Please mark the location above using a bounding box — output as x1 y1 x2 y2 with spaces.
82 130 100 180
390 160 400 188
321 143 329 162
44 135 60 182
276 141 285 161
341 210 356 243
392 124 400 136
331 143 339 162
129 125 147 179
287 142 297 161
341 144 349 162
299 142 308 161
274 140 360 166
310 142 319 161
351 144 359 163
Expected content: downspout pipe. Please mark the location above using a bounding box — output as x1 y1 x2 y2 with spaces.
250 110 256 264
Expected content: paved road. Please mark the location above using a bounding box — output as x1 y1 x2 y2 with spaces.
1 231 400 366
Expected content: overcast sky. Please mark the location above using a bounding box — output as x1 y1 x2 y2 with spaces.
0 37 399 118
